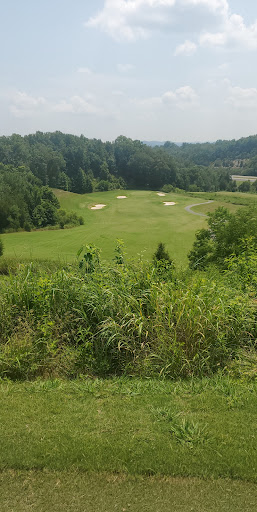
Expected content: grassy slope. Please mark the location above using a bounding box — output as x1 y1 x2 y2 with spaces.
0 378 256 479
1 190 209 265
0 377 256 511
2 190 256 264
189 191 257 215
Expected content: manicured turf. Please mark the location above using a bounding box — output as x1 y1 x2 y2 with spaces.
1 190 210 265
0 377 256 480
1 471 256 511
189 191 257 215
0 377 256 510
2 189 256 264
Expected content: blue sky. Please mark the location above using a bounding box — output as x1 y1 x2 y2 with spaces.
1 0 257 142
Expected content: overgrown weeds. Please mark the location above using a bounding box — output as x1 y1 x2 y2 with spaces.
0 257 256 379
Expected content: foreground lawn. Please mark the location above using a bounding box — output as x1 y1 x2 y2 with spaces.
1 471 256 512
1 377 256 511
1 377 256 479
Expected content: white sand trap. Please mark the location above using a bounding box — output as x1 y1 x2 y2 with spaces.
91 204 106 210
157 192 166 196
117 195 127 199
163 202 176 206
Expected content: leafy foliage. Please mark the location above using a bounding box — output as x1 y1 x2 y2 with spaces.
153 242 172 263
0 165 61 232
0 255 254 379
0 131 247 195
57 209 84 229
188 206 257 269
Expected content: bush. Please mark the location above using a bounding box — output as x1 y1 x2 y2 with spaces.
188 206 257 270
0 238 3 257
153 242 172 263
0 259 254 379
57 209 84 229
96 180 109 191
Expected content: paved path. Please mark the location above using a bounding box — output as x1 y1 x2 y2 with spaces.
185 200 214 217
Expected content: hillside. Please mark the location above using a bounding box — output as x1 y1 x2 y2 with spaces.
1 131 254 196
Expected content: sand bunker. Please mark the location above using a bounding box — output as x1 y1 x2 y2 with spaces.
117 196 127 199
91 204 106 210
163 202 176 206
157 192 166 196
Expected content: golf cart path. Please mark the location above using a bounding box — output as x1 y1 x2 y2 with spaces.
185 200 214 217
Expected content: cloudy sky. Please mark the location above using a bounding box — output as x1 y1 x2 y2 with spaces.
1 0 257 142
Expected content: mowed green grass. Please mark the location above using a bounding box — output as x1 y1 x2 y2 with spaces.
189 191 257 215
1 472 256 512
0 377 257 511
1 190 212 265
0 378 256 479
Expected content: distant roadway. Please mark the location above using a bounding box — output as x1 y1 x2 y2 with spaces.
185 200 214 217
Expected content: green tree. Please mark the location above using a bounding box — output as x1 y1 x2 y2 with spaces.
153 242 172 263
188 206 257 269
238 181 251 193
72 168 93 193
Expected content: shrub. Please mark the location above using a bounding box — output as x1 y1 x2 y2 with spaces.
96 180 109 191
153 242 172 263
0 260 254 379
0 238 3 257
57 209 84 229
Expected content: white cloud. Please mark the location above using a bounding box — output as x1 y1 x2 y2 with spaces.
9 91 101 118
200 13 257 50
86 1 257 55
9 91 46 118
117 63 135 73
53 96 101 115
77 67 93 74
162 85 199 108
112 90 126 96
174 40 197 56
135 85 199 110
85 0 229 41
226 83 257 109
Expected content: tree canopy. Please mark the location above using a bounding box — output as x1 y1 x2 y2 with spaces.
0 131 245 194
188 206 257 269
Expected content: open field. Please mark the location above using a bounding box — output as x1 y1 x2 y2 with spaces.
187 191 257 215
0 377 256 511
232 175 257 182
1 189 253 265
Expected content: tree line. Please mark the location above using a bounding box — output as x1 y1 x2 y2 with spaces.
0 164 83 233
162 135 257 169
0 131 236 194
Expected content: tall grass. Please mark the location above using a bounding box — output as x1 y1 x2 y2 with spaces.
0 259 255 379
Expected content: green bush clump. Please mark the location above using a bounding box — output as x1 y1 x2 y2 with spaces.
57 209 84 229
0 258 255 380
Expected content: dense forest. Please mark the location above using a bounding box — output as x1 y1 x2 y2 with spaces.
1 131 257 233
162 134 257 170
0 164 83 233
0 131 240 195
